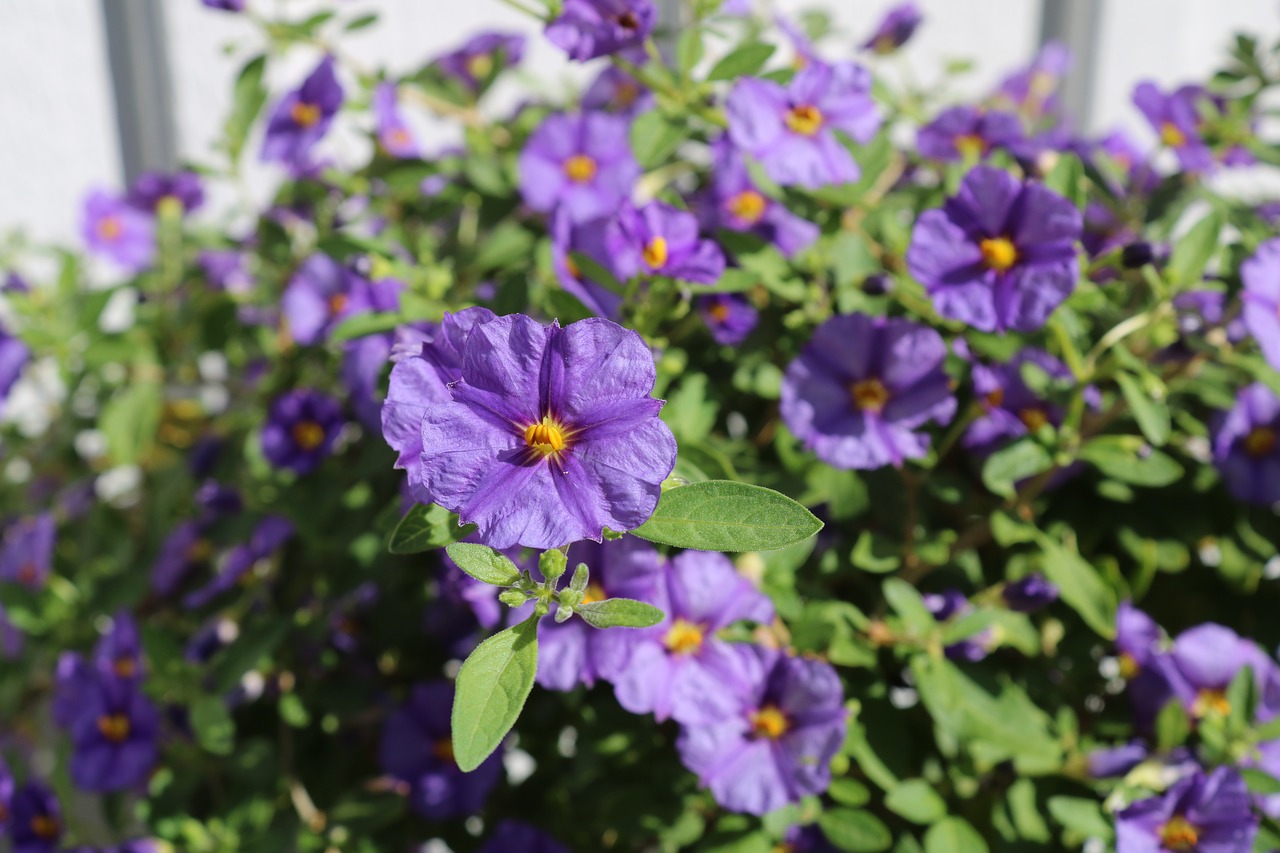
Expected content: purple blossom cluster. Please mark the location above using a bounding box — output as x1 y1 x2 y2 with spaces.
82 168 204 273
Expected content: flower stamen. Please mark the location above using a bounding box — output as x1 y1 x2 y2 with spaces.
785 104 824 136
979 237 1019 272
563 154 598 183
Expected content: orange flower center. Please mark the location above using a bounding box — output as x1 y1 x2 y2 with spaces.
564 255 583 280
97 215 123 241
327 292 349 315
563 154 598 183
749 704 790 739
434 737 456 764
984 388 1005 409
1159 816 1199 851
187 537 213 562
979 237 1019 272
524 416 569 456
291 101 322 128
1192 687 1230 718
663 619 704 655
466 53 494 81
113 657 137 679
580 582 606 605
387 128 412 149
16 563 38 585
726 190 767 225
97 713 131 743
1244 427 1277 457
1019 407 1049 431
642 236 669 270
30 815 59 839
615 81 640 107
1160 122 1186 148
709 302 731 323
785 104 824 136
850 378 890 414
955 133 986 160
291 420 327 451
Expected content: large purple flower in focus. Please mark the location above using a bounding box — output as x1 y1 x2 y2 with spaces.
261 56 344 166
67 678 159 792
545 0 655 61
613 550 773 725
861 2 922 54
1242 237 1280 372
261 389 344 475
781 313 956 470
677 645 846 816
906 165 1082 333
1115 767 1256 853
727 62 881 189
0 512 55 588
606 201 725 284
519 112 640 224
1133 81 1213 173
436 31 525 92
82 190 155 272
916 106 1024 163
379 681 502 819
704 138 819 258
1212 383 1280 506
9 782 62 853
418 315 677 550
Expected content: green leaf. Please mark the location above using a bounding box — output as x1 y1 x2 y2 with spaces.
1155 699 1191 750
850 530 900 573
1047 796 1113 840
225 55 268 164
881 578 936 634
388 504 475 555
191 696 235 756
444 542 522 586
211 620 291 695
344 11 379 31
1039 541 1116 638
923 818 987 853
1117 372 1171 447
981 438 1053 498
330 311 403 343
451 615 539 772
1243 768 1280 795
1167 206 1224 285
630 110 684 170
676 27 704 76
1044 152 1086 210
631 480 823 552
884 779 947 825
707 42 776 81
577 598 665 628
818 808 893 852
1079 437 1183 487
100 380 162 466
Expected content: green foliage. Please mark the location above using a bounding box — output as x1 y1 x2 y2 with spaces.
450 614 539 773
632 480 823 551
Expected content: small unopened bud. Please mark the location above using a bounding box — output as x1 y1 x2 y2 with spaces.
554 606 574 624
570 563 590 593
861 273 893 296
498 589 527 608
534 599 551 618
540 549 568 583
1121 241 1155 269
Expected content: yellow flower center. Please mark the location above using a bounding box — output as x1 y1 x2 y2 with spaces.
955 133 986 160
30 815 59 839
979 236 1019 272
784 104 824 136
726 190 767 225
97 215 123 242
97 713 131 743
1019 407 1049 431
984 388 1005 409
523 416 569 456
290 101 322 128
1159 816 1199 851
749 704 790 739
113 657 137 679
1244 426 1277 457
563 154 598 183
1192 687 1230 718
642 236 669 270
466 53 494 81
850 378 890 414
291 420 327 452
663 619 704 655
434 737 455 764
709 302 731 323
1160 122 1186 148
327 292 349 315
580 582 606 605
1118 652 1140 680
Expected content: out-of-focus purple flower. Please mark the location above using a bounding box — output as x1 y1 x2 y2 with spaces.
727 62 880 189
583 66 653 116
0 322 29 410
185 618 238 664
1113 602 1172 727
67 678 159 792
1171 290 1245 346
1242 238 1280 372
1162 623 1280 723
282 254 402 346
538 536 663 691
1212 383 1280 506
198 249 253 294
861 2 921 54
0 512 55 589
1002 574 1058 612
550 212 622 319
916 106 1024 163
150 520 212 597
677 645 846 815
781 313 955 469
606 201 725 283
1086 742 1150 778
1115 767 1256 853
329 582 379 655
9 782 62 853
0 757 11 831
906 165 1082 333
372 83 419 159
545 0 655 61
379 681 502 819
697 294 758 345
0 604 21 659
436 31 525 92
94 612 143 682
201 0 245 10
704 138 819 258
993 41 1071 120
82 190 155 272
381 308 497 505
1133 81 1213 173
182 515 293 610
518 112 640 224
3 271 28 293
261 389 343 475
261 56 344 166
195 480 242 521
342 331 394 430
478 821 572 853
614 550 773 724
126 171 204 215
964 349 1076 453
418 315 677 550
924 590 991 661
1093 129 1160 196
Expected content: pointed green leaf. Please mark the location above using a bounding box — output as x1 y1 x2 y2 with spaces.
1167 206 1224 285
389 504 475 554
630 110 684 169
923 818 987 853
818 808 893 852
445 543 522 586
981 438 1053 498
577 598 664 629
631 481 822 552
191 696 235 756
1117 372 1171 447
451 615 539 772
707 42 776 81
1038 540 1116 638
885 779 947 825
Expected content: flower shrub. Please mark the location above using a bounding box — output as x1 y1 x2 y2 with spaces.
3 0 1280 850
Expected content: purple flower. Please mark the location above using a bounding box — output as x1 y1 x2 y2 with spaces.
262 389 343 475
861 3 922 54
201 0 245 10
546 0 655 61
963 348 1077 453
0 323 29 410
993 41 1071 120
1115 768 1256 853
436 31 525 92
282 254 401 346
198 249 252 294
606 201 725 283
0 512 55 589
95 612 144 682
0 605 21 659
1003 574 1058 612
1242 238 1280 372
373 83 419 159
68 679 159 792
126 170 204 215
1133 82 1213 173
1173 290 1245 345
150 520 212 596
550 212 622 319
906 165 1082 333
182 515 293 609
781 313 956 469
261 56 344 166
81 190 155 272
381 308 497 504
9 782 62 853
478 822 572 853
703 138 819 258
583 66 653 117
924 590 991 661
677 646 846 815
613 550 773 724
727 62 881 189
916 106 1024 163
1212 383 1280 506
418 315 677 550
697 294 758 345
538 536 664 691
379 681 502 819
0 757 11 831
518 112 640 224
342 331 394 430
1087 742 1150 778
1114 601 1175 727
1162 623 1279 723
